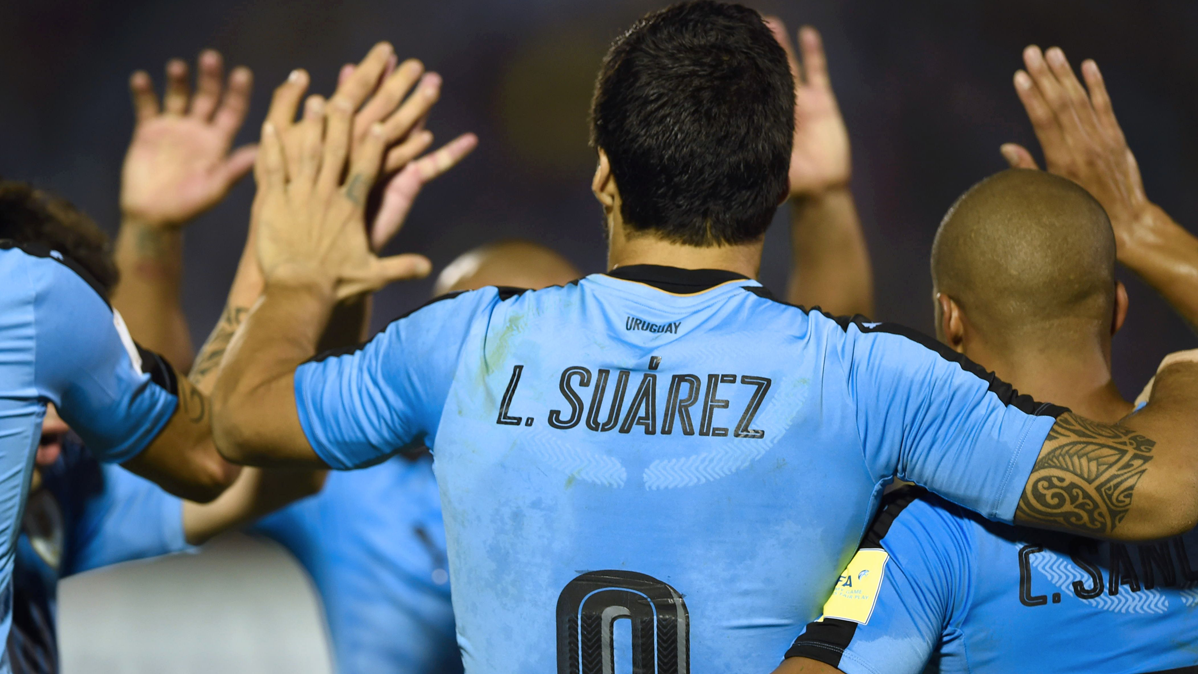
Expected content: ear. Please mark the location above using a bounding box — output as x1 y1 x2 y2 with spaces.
592 149 617 212
936 292 967 353
1112 280 1129 337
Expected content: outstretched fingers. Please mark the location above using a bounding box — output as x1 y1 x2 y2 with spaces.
163 59 191 116
382 129 435 174
329 42 395 113
380 72 441 147
356 59 425 142
129 70 159 123
1043 47 1101 139
260 123 287 190
1081 60 1127 149
296 96 327 186
1014 61 1065 164
797 26 830 90
190 50 224 120
344 123 387 211
370 133 478 251
214 66 254 138
317 98 355 195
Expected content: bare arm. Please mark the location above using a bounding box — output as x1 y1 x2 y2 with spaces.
1004 46 1198 328
1016 359 1198 541
767 19 873 317
113 51 257 371
120 373 240 503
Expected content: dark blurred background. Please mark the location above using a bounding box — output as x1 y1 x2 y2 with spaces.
3 0 1196 396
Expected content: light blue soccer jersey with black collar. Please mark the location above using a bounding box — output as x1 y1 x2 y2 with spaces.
0 242 178 673
292 264 1062 673
787 487 1198 674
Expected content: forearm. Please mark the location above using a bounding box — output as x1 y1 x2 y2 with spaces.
1018 362 1198 541
212 277 335 465
189 236 265 393
786 187 874 317
1116 362 1198 539
112 218 194 370
1119 205 1198 330
182 466 326 544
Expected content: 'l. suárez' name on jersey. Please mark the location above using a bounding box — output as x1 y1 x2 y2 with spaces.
494 362 772 439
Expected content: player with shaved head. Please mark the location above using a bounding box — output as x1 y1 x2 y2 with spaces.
781 48 1198 674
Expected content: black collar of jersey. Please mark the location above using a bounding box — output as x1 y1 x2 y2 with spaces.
604 265 752 295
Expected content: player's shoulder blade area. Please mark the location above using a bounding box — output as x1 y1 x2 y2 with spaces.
432 265 888 673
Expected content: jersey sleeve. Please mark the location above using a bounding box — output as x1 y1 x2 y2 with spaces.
785 490 971 674
293 289 496 470
843 320 1064 523
63 464 190 576
29 253 178 464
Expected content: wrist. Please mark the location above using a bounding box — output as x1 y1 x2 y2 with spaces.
120 210 187 232
789 183 852 206
1118 204 1184 269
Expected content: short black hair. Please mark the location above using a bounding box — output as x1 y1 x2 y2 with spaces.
590 1 794 247
0 180 118 297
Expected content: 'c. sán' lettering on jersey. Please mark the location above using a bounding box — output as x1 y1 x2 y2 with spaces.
497 360 771 439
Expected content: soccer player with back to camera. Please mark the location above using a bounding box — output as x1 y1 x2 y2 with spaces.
781 47 1198 674
212 4 1198 671
255 15 874 671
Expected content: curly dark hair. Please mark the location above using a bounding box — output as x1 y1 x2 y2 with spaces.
0 180 118 297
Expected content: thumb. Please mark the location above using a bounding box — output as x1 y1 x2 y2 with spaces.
373 253 433 285
1000 143 1038 170
222 143 259 185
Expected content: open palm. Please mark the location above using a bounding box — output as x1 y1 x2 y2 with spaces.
769 20 851 197
121 52 256 227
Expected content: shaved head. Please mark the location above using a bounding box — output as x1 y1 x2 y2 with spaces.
932 169 1116 349
434 239 581 295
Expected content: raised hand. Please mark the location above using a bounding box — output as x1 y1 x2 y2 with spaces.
254 43 474 253
1003 46 1198 329
767 18 851 197
1001 46 1157 256
255 96 431 300
334 60 478 251
121 51 256 227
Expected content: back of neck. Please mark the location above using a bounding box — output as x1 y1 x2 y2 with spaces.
607 225 763 279
986 344 1131 423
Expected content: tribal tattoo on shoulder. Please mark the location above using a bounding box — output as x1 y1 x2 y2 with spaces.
189 303 249 387
1016 413 1155 536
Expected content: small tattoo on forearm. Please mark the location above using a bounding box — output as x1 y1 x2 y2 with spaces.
1016 414 1155 536
181 380 207 424
133 226 173 261
189 304 249 386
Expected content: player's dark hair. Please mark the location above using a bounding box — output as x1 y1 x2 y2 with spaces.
0 180 118 297
590 0 794 247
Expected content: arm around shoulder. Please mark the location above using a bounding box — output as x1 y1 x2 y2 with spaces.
1016 359 1198 541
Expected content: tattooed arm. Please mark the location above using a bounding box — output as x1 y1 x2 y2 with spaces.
113 51 257 372
119 374 240 503
1016 360 1198 541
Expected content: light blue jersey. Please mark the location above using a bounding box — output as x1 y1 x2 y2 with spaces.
254 453 462 674
292 265 1062 673
9 439 190 673
787 487 1198 673
0 242 178 672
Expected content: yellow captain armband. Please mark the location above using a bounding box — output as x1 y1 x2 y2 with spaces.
818 548 889 625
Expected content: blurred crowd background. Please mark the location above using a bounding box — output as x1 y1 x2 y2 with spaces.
3 0 1198 670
